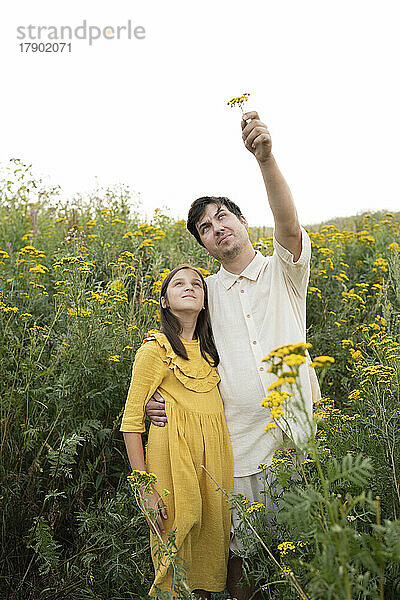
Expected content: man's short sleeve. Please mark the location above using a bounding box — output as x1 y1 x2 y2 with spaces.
272 226 311 294
120 341 165 433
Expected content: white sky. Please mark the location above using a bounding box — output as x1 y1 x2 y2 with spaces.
2 0 399 227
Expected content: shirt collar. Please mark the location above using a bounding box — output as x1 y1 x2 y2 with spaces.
217 250 265 290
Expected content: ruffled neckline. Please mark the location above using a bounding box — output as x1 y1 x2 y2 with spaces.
142 330 220 392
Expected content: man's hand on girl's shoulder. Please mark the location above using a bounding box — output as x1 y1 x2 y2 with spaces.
146 392 168 426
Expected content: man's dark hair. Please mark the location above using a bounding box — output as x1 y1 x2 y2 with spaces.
186 196 243 246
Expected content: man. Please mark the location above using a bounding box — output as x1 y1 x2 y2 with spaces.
146 111 321 599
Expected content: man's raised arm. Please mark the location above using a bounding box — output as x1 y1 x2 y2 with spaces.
241 111 302 262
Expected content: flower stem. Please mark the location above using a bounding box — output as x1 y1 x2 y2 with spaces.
201 465 310 600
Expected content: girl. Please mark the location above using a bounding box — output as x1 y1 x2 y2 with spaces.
121 265 234 599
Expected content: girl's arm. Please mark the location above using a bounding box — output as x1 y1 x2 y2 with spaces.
123 432 168 535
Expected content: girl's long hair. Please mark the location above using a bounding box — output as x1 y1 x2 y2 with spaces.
159 265 219 367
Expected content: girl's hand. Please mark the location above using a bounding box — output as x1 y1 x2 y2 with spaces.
140 488 168 536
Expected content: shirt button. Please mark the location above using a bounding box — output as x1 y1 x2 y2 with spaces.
253 340 257 345
240 289 245 294
238 276 243 280
246 314 251 318
260 366 264 371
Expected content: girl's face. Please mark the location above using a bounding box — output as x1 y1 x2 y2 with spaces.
161 268 205 317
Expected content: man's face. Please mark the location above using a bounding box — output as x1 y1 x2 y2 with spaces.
196 203 249 262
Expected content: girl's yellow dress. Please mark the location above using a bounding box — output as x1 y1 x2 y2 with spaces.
120 331 234 596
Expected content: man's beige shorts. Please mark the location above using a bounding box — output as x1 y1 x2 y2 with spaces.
229 471 277 553
229 436 301 553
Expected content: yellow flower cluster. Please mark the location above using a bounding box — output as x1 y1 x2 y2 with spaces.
317 247 334 256
284 354 307 367
29 281 48 296
388 241 400 253
67 308 92 317
246 501 265 514
341 339 354 349
262 390 293 408
259 448 298 473
253 235 274 254
84 286 129 309
341 289 366 306
315 397 361 431
132 224 167 258
53 253 96 276
0 249 10 262
0 291 19 314
349 349 363 362
372 257 389 273
263 342 312 364
264 423 278 431
127 470 158 489
17 245 47 274
173 219 186 229
143 298 159 307
277 540 308 556
262 390 292 428
226 92 251 110
308 286 323 299
360 365 395 387
346 315 400 366
29 264 49 274
261 343 317 432
17 244 46 261
109 355 121 362
106 251 137 279
310 355 335 368
111 217 125 225
26 324 53 342
348 389 363 403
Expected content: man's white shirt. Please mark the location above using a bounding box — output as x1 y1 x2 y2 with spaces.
206 226 321 477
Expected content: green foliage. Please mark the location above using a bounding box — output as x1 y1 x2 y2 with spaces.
27 516 62 575
325 454 374 488
47 433 86 478
1 159 400 598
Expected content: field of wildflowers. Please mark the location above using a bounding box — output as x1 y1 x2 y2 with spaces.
1 159 400 599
